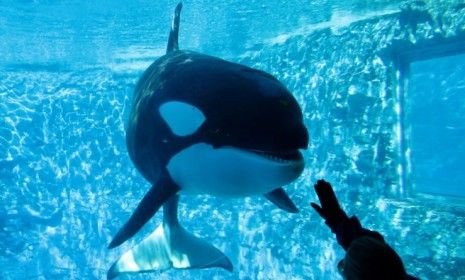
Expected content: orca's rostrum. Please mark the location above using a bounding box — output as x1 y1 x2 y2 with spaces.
107 2 309 278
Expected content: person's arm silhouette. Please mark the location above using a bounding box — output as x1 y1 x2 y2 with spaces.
311 179 383 250
311 179 420 280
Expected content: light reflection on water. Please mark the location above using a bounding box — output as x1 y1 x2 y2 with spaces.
1 0 465 279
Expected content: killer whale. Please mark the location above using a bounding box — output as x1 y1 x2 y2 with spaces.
107 2 308 278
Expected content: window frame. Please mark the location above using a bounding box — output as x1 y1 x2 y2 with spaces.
386 35 465 202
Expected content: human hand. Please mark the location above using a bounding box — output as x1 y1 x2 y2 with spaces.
310 179 348 232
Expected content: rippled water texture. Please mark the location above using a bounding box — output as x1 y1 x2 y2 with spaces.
1 0 465 279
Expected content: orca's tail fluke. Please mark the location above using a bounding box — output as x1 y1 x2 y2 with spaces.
166 2 183 53
107 196 233 279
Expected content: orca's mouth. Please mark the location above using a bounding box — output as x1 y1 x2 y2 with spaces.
250 149 303 163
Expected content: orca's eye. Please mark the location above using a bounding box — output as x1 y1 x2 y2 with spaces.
159 101 206 136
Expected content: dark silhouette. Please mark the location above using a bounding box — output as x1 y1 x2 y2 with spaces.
311 179 419 280
399 1 435 34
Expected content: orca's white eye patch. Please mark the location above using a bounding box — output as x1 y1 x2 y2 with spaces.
159 101 206 136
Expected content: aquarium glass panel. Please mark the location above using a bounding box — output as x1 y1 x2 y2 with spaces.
406 53 465 197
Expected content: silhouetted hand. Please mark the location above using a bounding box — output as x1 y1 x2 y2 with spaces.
311 179 349 232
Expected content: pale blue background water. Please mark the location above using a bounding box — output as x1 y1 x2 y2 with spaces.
407 53 465 198
1 0 465 279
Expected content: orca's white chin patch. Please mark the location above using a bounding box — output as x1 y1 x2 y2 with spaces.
166 143 305 197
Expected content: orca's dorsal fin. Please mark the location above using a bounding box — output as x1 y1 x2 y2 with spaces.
166 2 183 53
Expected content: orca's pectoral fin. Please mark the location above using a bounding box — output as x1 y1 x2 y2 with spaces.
108 175 179 249
107 214 233 279
264 187 299 213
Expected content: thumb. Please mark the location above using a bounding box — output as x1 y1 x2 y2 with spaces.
310 202 325 218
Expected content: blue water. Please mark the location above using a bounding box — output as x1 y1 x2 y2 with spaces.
1 0 465 279
407 53 465 198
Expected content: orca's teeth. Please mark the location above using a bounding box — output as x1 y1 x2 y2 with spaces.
255 150 300 163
